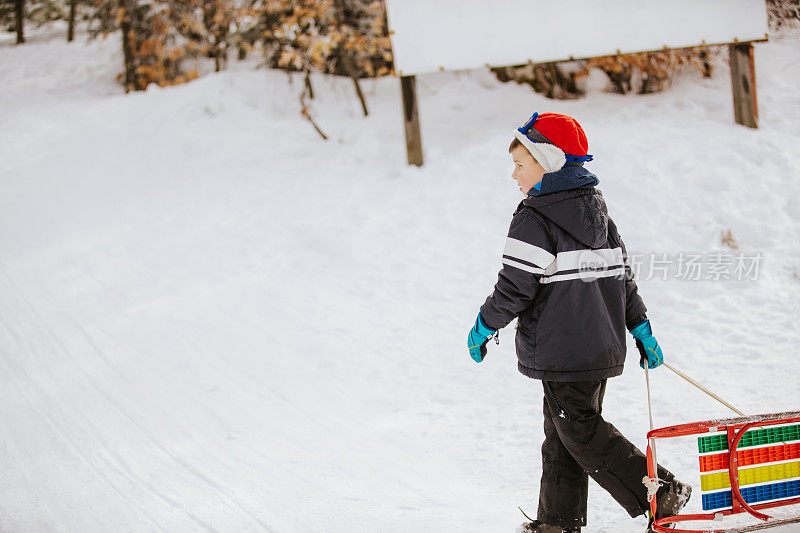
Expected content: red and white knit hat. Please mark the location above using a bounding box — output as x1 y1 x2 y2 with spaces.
513 112 593 173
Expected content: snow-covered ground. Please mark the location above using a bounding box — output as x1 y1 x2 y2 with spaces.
1 20 799 533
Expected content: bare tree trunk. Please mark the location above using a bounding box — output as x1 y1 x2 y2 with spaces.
332 0 368 116
491 62 584 99
67 0 76 42
15 0 24 44
606 63 633 94
299 89 328 140
700 49 713 78
351 75 368 116
344 53 368 116
202 0 216 71
202 0 220 72
304 68 314 99
118 0 136 92
217 27 229 71
202 0 229 72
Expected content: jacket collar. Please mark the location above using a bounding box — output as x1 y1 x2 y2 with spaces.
526 165 599 197
521 187 610 248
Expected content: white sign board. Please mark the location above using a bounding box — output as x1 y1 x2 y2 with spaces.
385 0 769 76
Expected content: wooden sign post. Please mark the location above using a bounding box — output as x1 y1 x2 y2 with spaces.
729 42 759 129
400 75 423 166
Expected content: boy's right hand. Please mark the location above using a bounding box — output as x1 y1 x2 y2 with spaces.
468 313 497 363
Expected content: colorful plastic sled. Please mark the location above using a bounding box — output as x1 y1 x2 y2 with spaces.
646 411 800 533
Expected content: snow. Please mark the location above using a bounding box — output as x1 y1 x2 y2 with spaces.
1 20 800 533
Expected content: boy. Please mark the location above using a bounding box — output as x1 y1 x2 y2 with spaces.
467 112 691 533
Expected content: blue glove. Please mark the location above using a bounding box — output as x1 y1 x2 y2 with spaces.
630 319 663 370
467 313 497 363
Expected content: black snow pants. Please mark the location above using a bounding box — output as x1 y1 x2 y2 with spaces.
536 379 675 529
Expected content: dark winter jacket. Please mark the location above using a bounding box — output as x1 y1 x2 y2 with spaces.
479 183 647 382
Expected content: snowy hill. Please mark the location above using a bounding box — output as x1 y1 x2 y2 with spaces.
1 21 799 532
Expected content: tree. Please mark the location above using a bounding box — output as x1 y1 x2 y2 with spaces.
256 0 391 78
492 62 584 100
14 0 24 42
767 0 800 30
331 0 392 115
0 0 28 43
89 0 201 92
24 0 65 26
492 45 720 99
254 0 391 132
581 46 719 95
82 0 393 97
201 0 235 71
67 0 77 41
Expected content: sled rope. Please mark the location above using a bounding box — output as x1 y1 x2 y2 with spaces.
644 365 662 500
662 362 745 416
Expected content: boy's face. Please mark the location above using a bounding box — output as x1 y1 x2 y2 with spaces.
511 145 545 194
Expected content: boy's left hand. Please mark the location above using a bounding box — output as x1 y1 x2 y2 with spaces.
468 313 497 363
630 319 664 369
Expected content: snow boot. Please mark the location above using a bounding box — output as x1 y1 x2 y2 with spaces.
656 478 692 518
517 521 581 533
646 478 692 531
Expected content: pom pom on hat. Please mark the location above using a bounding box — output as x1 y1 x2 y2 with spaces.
513 112 593 173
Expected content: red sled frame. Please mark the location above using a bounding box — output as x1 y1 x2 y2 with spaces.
646 410 800 533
